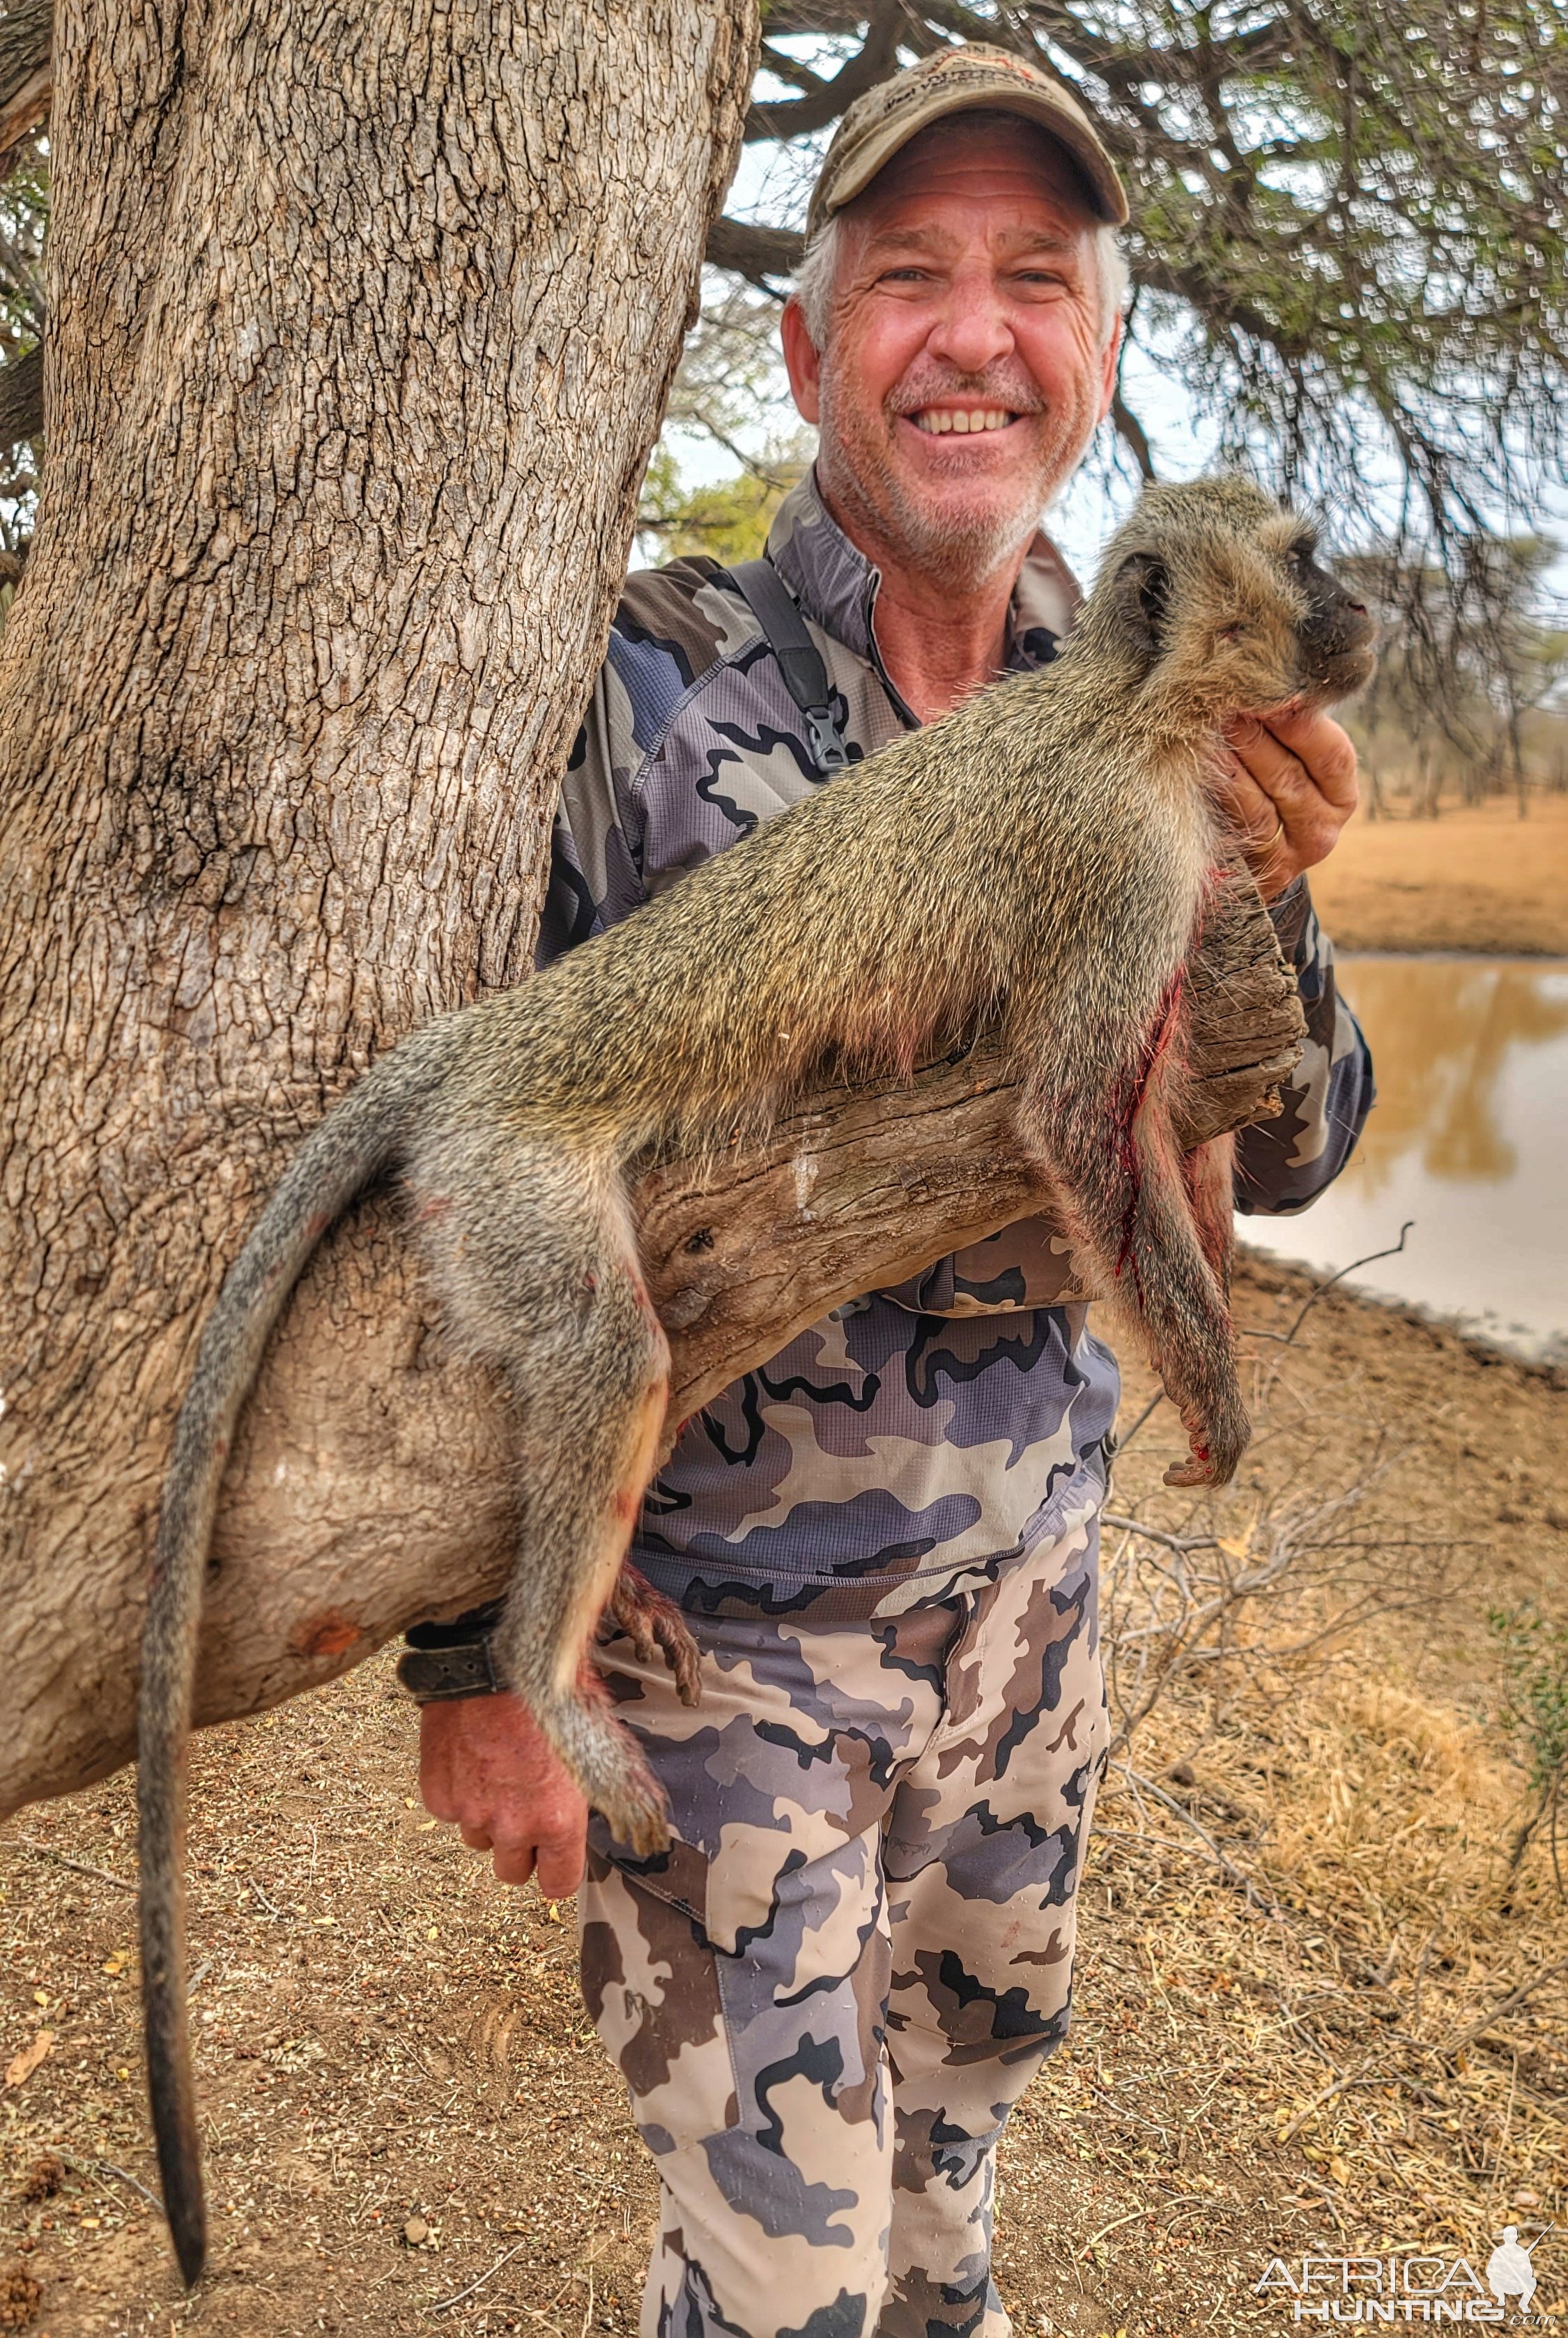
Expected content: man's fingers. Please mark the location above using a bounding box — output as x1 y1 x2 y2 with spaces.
1220 708 1358 884
533 1824 589 1901
1214 752 1280 844
1227 715 1319 823
459 1824 494 1852
489 1839 539 1889
1228 714 1357 836
1255 705 1360 809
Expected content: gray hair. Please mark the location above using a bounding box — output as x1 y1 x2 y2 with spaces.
792 212 1129 356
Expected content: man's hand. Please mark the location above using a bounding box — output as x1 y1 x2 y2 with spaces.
419 1693 588 1895
1217 702 1360 901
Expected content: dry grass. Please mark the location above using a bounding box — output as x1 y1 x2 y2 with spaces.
3 1255 1567 2336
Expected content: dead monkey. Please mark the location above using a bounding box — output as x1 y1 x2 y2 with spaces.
138 477 1375 2280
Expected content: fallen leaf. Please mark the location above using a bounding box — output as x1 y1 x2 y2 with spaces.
4 2031 55 2090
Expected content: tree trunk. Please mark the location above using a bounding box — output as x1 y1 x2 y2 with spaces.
0 0 49 168
0 837 1300 1814
0 0 757 1808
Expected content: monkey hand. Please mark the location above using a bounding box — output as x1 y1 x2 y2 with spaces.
419 1693 589 1895
1162 1391 1250 1490
1162 1452 1215 1489
604 1564 702 1706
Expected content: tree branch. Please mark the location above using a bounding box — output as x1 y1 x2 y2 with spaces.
704 214 804 287
3 854 1302 1812
0 339 42 445
1111 383 1156 480
745 0 903 140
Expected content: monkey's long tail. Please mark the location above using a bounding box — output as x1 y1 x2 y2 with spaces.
137 1034 455 2286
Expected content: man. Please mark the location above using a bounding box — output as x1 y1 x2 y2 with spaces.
411 46 1374 2338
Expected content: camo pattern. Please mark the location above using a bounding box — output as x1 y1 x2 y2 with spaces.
581 1492 1107 2338
1233 876 1371 1214
532 471 1375 1617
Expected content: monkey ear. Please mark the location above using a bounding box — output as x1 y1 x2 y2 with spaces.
1113 552 1171 663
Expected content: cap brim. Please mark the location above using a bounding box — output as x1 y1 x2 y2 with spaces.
822 88 1129 230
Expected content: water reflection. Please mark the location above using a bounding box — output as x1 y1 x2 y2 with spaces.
1241 956 1568 1361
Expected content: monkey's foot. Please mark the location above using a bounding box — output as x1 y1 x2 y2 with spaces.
1163 1454 1215 1488
606 1564 702 1708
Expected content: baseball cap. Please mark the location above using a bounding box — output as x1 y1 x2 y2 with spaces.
805 44 1129 241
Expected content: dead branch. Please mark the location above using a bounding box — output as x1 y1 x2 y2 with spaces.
7 857 1300 1811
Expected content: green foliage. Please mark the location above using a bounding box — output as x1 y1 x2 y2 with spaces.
1490 1603 1568 1794
638 441 810 565
1488 1601 1568 1893
0 135 45 353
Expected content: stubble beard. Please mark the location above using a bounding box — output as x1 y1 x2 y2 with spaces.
817 365 1102 594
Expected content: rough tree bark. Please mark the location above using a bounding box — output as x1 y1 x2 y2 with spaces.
0 0 758 1806
0 0 49 166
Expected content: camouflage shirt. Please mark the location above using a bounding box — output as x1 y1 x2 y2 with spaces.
537 473 1375 1624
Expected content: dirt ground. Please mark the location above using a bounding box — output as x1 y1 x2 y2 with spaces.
4 1253 1566 2338
1309 792 1568 956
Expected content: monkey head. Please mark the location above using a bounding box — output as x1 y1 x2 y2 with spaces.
1080 476 1378 730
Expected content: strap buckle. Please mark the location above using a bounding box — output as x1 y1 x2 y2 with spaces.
725 556 852 779
806 706 850 773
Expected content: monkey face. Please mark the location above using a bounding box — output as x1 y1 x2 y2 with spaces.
1284 535 1379 701
1097 479 1378 724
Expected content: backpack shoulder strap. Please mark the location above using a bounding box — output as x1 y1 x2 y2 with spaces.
725 556 850 774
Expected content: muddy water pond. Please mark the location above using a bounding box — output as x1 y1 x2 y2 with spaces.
1240 954 1568 1363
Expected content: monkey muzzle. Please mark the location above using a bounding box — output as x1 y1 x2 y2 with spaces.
1299 576 1378 701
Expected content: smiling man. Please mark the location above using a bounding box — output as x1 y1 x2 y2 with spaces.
410 46 1374 2338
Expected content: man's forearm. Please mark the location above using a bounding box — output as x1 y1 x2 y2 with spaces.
1234 876 1374 1216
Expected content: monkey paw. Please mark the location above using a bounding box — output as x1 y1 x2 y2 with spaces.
620 1801 673 1859
1164 1402 1250 1489
1162 1453 1215 1488
605 1564 702 1708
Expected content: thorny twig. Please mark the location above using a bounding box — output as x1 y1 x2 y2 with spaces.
12 1835 137 1893
1263 1224 1417 1351
1434 1957 1568 2060
1101 1464 1414 1757
431 2242 525 2314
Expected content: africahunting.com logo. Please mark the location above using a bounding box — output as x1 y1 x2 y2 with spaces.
1255 2228 1555 2322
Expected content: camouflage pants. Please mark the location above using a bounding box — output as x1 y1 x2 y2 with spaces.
579 1502 1107 2338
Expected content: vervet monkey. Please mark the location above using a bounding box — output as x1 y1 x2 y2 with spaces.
138 476 1375 2281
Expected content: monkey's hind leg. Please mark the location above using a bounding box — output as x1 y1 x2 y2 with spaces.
430 1152 676 1855
1022 1021 1250 1490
